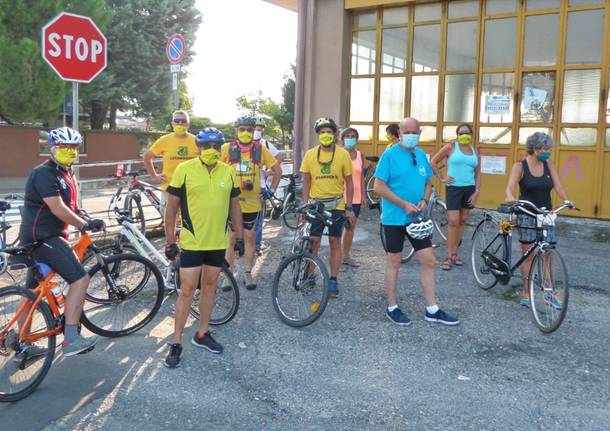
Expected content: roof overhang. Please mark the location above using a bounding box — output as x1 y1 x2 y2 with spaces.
262 0 297 12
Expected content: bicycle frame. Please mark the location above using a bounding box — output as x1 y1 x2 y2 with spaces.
130 177 161 213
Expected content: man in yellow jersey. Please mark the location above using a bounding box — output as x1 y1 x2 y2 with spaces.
143 110 199 218
163 127 244 369
221 116 281 290
300 117 356 298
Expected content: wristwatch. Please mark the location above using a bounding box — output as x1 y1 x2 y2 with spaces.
345 205 354 211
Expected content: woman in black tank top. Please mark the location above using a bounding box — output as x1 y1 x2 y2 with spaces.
505 132 572 306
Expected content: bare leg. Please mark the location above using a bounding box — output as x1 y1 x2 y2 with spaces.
225 231 237 269
341 220 357 261
64 274 90 325
196 265 222 336
446 210 460 259
173 266 200 344
520 243 535 292
243 229 256 272
416 247 437 306
328 237 342 278
385 252 402 307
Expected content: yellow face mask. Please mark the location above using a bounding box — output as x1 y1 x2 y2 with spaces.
238 131 253 144
54 147 78 166
319 133 334 147
173 125 188 135
200 148 220 166
457 134 472 145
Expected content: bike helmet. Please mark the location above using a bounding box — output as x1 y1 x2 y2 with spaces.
254 117 266 127
235 116 256 127
196 127 225 144
48 127 82 145
406 218 433 240
314 117 338 134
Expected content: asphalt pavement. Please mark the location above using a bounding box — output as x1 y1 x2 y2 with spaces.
1 206 610 431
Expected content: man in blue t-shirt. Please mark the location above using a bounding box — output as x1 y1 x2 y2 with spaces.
374 117 459 327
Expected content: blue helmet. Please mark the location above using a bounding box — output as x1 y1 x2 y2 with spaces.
196 127 225 145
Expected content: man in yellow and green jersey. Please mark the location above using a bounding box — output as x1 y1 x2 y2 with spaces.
163 127 244 369
143 110 199 218
221 116 281 290
300 117 355 299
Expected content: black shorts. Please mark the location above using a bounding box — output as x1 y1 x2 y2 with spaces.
26 236 87 288
446 185 476 211
180 249 226 268
310 210 345 238
229 212 258 231
352 204 362 218
382 225 432 254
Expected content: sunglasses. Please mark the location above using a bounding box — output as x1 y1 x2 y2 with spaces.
198 142 222 150
237 127 254 133
402 131 419 135
173 118 188 124
410 152 417 166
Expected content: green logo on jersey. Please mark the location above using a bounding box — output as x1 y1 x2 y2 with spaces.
321 163 331 175
177 146 188 156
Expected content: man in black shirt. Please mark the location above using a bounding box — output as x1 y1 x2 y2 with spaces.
19 127 104 357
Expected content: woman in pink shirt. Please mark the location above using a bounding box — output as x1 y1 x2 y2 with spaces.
340 127 366 267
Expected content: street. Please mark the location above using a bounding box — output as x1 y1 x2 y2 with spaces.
1 202 609 430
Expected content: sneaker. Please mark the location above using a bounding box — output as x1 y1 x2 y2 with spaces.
328 279 339 299
192 331 223 354
543 293 563 310
164 343 182 368
62 335 98 357
386 308 411 326
244 272 257 290
520 295 530 307
425 309 460 326
13 344 47 363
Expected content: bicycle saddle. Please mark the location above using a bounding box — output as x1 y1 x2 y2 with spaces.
0 200 10 212
365 156 379 163
2 242 40 257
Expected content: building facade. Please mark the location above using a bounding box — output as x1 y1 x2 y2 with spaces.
269 0 610 219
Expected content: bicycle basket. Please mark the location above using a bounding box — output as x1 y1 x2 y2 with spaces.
481 251 511 285
536 214 557 243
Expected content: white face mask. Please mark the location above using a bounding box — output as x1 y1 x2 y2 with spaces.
253 130 263 140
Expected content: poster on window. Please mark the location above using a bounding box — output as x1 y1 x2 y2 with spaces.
523 87 547 111
484 95 510 115
480 156 506 175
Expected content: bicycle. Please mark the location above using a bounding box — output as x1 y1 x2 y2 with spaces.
109 168 163 232
471 199 576 333
264 173 301 230
271 202 346 327
88 207 239 326
0 229 164 402
0 194 23 278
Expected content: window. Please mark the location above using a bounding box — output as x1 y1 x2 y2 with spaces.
519 128 553 145
415 3 441 21
383 7 408 25
419 126 437 144
379 77 405 121
382 28 408 73
560 128 597 146
411 75 439 121
569 0 604 5
352 31 376 75
486 0 518 15
483 18 517 68
353 125 374 141
521 72 556 123
526 0 560 11
350 79 375 122
523 14 558 67
605 129 610 147
413 25 440 72
480 73 514 123
448 0 479 19
444 74 476 122
479 127 512 144
561 70 600 123
354 10 376 28
446 21 478 71
565 10 605 65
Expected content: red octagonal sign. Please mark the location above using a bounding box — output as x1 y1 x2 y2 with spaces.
42 12 107 83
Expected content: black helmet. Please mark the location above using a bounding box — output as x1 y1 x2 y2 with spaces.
235 116 256 127
314 117 338 134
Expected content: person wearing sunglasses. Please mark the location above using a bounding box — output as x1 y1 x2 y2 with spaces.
143 110 199 219
221 116 281 290
374 117 459 327
163 127 244 368
431 123 481 271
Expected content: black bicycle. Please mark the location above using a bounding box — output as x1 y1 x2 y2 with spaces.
109 169 163 232
265 173 301 230
471 199 577 333
0 194 24 280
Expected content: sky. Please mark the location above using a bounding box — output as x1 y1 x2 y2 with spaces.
186 0 297 123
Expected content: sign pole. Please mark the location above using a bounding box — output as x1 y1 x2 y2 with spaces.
172 72 179 109
72 81 79 130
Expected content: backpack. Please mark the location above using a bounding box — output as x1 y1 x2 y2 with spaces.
228 140 262 165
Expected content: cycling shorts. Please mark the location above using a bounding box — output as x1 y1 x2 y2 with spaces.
310 210 345 238
382 225 432 254
229 212 258 231
445 185 476 211
26 236 87 288
180 249 226 268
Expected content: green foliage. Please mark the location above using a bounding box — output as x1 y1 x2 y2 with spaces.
189 117 235 141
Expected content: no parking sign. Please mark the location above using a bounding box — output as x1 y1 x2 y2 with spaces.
166 34 185 64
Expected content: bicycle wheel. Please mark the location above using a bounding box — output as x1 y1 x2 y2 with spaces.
529 247 568 333
188 266 240 325
430 199 448 242
471 216 504 290
272 252 330 327
365 175 380 206
0 286 56 402
282 205 300 230
124 193 146 233
81 253 164 337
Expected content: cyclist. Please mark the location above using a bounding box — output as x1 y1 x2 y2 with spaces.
384 123 400 152
163 127 245 368
431 123 481 271
338 127 365 268
221 116 281 290
253 117 283 255
143 110 199 218
374 117 459 326
19 127 104 356
300 117 356 298
505 132 573 307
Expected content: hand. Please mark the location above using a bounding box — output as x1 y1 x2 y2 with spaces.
441 176 455 184
81 219 106 233
416 199 427 213
234 238 245 257
152 174 167 184
402 201 419 216
346 210 356 227
467 191 480 208
505 195 516 204
165 243 180 260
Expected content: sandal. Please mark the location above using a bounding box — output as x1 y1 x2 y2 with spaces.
451 254 463 266
343 257 360 268
441 257 452 271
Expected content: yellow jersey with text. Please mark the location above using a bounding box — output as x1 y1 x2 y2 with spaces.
148 132 199 190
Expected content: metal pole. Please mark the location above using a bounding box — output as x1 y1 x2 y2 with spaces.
172 72 179 109
72 82 79 130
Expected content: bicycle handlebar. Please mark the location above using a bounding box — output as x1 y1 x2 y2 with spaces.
499 199 579 217
3 194 24 200
298 202 352 229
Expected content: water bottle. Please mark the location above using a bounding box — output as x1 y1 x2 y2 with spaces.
116 163 125 177
51 285 65 308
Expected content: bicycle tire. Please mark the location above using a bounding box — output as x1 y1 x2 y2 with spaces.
365 175 380 206
187 266 240 325
471 216 504 290
528 248 569 333
0 286 56 402
81 253 164 337
430 199 448 242
282 206 300 230
124 193 146 233
272 252 330 327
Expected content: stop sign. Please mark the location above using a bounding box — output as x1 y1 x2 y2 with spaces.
41 12 107 83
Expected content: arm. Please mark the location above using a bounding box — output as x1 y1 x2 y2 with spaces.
230 197 244 239
430 144 452 180
361 168 366 205
42 196 86 230
269 162 282 190
468 158 482 206
374 178 418 216
547 160 570 202
164 194 180 244
143 150 166 183
505 162 523 203
302 172 311 202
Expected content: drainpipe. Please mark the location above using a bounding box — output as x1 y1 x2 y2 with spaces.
293 0 307 173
